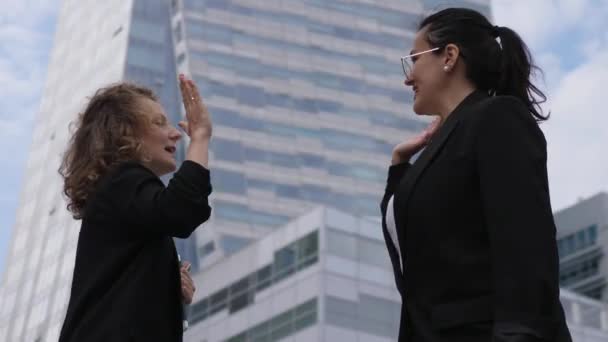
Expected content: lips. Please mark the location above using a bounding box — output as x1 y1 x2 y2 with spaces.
164 146 176 154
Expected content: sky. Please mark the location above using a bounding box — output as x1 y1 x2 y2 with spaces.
0 0 606 275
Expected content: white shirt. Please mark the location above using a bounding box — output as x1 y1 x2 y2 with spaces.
386 195 404 273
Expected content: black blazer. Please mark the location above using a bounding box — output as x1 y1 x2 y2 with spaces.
59 161 212 342
380 91 572 342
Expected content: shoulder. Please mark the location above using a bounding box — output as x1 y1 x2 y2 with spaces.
465 95 540 134
468 95 530 120
95 161 161 196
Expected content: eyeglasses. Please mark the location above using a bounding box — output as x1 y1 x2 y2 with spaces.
401 47 441 79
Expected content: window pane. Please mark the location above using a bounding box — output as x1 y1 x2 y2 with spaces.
274 243 297 281
221 235 251 255
256 265 273 292
327 229 357 259
358 238 390 268
298 231 319 261
212 138 244 163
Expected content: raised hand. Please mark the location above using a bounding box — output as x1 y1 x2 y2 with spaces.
178 74 212 141
392 117 441 164
180 261 195 305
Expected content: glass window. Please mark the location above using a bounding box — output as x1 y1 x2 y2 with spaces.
566 235 575 255
247 178 275 192
327 229 357 260
577 230 587 249
226 332 246 342
249 210 290 227
127 44 165 71
300 184 327 202
212 169 247 194
358 238 390 268
190 298 208 323
236 84 266 107
298 231 319 262
589 225 598 244
249 322 270 341
270 310 294 340
199 241 215 258
274 243 297 281
229 292 252 314
256 265 273 292
220 235 251 255
130 19 165 44
266 92 293 107
276 184 300 198
209 288 228 315
358 294 400 324
215 201 250 223
268 151 296 168
298 153 325 168
212 138 244 163
325 296 358 329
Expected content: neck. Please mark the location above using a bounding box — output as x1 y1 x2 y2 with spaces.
436 83 477 122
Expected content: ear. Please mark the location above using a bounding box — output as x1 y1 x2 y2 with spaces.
443 43 461 70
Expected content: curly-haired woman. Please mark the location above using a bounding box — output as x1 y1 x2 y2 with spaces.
58 75 212 342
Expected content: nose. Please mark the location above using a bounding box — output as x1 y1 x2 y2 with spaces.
404 76 414 87
170 126 182 141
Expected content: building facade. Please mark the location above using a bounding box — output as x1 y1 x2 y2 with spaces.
170 0 492 266
185 206 608 341
555 192 608 301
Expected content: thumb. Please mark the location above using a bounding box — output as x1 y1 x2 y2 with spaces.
178 121 188 131
181 261 192 272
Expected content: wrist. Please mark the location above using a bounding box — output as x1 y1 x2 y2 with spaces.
189 134 211 144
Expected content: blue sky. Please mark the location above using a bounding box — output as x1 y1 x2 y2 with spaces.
0 0 607 276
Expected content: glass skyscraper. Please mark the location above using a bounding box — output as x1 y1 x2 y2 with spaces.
172 0 492 266
0 0 493 341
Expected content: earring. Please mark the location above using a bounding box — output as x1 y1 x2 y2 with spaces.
443 65 450 72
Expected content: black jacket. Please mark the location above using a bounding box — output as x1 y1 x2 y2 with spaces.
59 160 212 342
380 91 572 342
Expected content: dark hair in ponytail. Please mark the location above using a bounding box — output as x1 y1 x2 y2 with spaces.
419 8 548 121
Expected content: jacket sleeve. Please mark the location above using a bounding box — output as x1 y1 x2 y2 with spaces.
475 97 561 342
106 160 212 238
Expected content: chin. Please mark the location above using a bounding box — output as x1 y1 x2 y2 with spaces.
159 162 177 176
412 98 434 116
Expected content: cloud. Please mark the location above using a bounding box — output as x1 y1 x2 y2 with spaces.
542 48 608 209
492 0 608 211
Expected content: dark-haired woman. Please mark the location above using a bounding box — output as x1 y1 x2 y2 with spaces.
58 75 212 342
380 8 572 342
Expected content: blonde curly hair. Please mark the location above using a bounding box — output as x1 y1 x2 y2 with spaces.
59 82 158 219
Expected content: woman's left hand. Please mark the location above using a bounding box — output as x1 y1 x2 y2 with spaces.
180 261 195 304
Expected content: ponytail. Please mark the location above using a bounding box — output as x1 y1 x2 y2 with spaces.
420 8 548 121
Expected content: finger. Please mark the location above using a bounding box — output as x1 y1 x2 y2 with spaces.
179 75 194 110
178 121 189 132
178 74 188 102
188 79 202 104
182 261 192 271
184 78 196 103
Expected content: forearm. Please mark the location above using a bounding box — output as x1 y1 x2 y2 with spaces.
186 137 210 169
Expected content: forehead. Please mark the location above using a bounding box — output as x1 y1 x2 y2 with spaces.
138 97 166 119
412 27 431 51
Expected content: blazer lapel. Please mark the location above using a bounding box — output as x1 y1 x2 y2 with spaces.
393 91 489 250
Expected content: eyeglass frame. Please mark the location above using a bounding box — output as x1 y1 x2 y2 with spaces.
400 47 442 79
